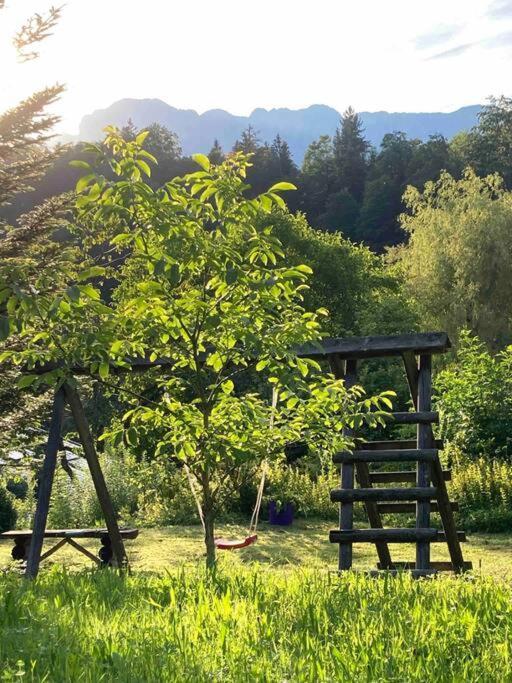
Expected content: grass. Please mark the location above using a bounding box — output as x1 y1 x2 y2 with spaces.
1 520 511 579
0 566 511 681
1 522 511 681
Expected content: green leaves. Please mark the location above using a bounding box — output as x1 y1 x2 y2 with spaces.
192 153 211 172
268 182 296 192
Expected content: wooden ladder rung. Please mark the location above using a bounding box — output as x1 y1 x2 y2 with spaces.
377 501 458 513
377 560 473 571
369 469 451 484
360 439 444 451
391 411 439 424
329 528 439 543
331 487 438 503
329 528 466 543
333 449 438 464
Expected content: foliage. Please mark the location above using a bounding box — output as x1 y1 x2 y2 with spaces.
333 106 369 202
435 332 512 458
0 1 67 451
0 568 511 681
396 169 512 347
450 451 512 532
264 465 338 519
0 486 16 533
271 210 417 338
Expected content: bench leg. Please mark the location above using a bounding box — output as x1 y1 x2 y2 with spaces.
98 534 113 567
12 538 29 562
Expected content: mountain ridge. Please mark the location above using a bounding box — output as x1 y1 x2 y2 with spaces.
78 99 482 162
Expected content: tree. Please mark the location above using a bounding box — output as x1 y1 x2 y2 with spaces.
233 125 260 154
270 134 297 178
435 331 512 460
0 3 67 450
66 133 392 568
396 169 512 348
468 96 512 186
299 135 336 222
333 107 369 202
208 139 224 165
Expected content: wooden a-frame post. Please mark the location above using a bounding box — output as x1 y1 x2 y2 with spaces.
24 383 127 579
25 387 66 578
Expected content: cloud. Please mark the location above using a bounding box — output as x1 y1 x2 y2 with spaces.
487 0 512 18
414 24 464 50
428 42 478 60
483 29 512 47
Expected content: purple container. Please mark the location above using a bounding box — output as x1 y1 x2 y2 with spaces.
269 500 294 526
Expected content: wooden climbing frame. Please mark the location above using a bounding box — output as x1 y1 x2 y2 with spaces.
298 332 471 576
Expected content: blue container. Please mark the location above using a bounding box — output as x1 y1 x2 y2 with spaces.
269 500 294 526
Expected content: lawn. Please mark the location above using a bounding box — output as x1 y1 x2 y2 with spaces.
1 520 510 578
1 522 511 681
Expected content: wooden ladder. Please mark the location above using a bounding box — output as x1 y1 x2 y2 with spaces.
327 346 471 576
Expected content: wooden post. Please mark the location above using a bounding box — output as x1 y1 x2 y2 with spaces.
25 387 65 579
63 382 128 569
416 354 431 571
340 358 357 570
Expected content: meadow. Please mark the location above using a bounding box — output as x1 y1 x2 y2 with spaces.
1 523 512 682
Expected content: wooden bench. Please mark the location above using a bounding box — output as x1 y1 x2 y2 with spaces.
0 528 139 567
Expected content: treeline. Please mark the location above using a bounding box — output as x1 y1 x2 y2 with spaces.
3 96 512 252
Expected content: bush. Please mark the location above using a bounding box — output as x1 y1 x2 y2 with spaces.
435 332 512 459
0 486 16 532
450 452 512 532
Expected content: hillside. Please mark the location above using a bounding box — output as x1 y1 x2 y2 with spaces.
78 99 482 161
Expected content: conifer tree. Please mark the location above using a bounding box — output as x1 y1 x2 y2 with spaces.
208 139 225 165
270 134 297 177
333 106 369 201
0 4 67 449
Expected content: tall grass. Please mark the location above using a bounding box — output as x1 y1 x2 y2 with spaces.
0 567 511 681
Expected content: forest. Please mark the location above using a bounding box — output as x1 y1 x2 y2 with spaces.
2 2 512 681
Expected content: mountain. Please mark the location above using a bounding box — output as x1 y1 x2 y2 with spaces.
78 99 482 162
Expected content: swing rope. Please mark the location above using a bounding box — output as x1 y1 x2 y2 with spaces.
185 387 277 548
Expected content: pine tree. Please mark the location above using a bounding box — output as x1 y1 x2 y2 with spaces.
270 134 297 177
333 106 369 201
233 125 260 154
208 139 225 165
0 4 67 451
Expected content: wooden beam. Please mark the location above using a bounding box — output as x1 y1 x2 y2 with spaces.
391 411 439 424
25 387 65 579
402 351 419 404
377 501 458 513
298 332 451 360
331 487 438 503
333 449 438 464
369 470 451 484
329 528 439 543
340 358 356 570
401 350 468 573
64 382 128 570
359 439 443 451
66 537 102 565
39 537 67 562
416 354 432 572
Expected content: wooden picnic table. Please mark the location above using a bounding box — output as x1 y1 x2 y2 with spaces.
0 528 139 566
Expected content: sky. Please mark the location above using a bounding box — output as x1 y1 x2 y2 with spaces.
1 0 512 134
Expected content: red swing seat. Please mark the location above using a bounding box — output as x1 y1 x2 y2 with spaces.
214 534 258 550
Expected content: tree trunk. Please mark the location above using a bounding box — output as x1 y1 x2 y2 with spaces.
201 469 217 570
203 506 216 570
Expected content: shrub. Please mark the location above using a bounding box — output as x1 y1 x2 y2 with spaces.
450 452 512 532
0 486 16 532
435 331 512 459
